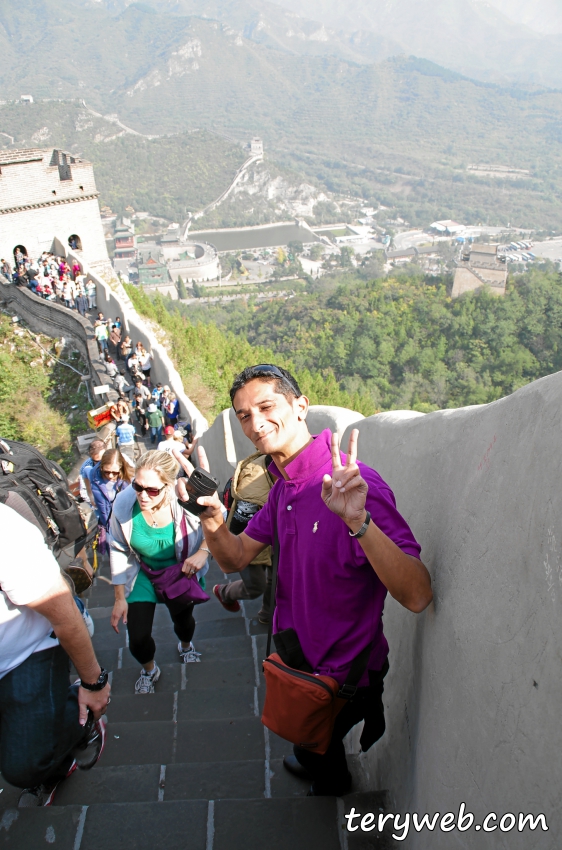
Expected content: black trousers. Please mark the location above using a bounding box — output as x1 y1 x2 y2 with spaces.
126 600 196 666
293 661 389 796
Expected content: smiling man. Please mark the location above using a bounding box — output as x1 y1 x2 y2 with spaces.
195 364 433 797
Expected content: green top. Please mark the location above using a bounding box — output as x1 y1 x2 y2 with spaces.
147 410 163 428
128 501 176 604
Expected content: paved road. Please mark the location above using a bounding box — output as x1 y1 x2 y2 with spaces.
531 239 562 263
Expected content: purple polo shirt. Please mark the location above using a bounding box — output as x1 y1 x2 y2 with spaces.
245 429 421 686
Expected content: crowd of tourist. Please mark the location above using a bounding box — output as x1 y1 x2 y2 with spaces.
1 250 96 314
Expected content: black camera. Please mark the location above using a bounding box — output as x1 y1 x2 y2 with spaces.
178 468 219 516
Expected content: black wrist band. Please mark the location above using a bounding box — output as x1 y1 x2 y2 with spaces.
80 667 108 692
349 511 371 539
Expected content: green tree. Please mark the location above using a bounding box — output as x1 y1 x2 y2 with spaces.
288 240 304 256
309 243 324 261
177 277 187 299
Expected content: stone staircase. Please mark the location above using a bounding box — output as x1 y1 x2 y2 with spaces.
0 557 391 849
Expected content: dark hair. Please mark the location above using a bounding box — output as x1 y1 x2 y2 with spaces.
229 365 302 406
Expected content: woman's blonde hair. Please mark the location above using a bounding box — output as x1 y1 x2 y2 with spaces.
135 450 179 504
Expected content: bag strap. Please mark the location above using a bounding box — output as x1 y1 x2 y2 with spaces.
265 518 279 659
180 513 189 562
265 505 372 699
336 642 373 700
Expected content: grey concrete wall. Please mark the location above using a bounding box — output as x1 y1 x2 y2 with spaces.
341 379 562 848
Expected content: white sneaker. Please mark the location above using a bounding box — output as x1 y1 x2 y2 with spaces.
135 664 161 694
178 641 201 663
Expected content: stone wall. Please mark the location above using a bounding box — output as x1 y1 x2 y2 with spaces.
0 151 109 267
0 277 119 406
200 388 560 847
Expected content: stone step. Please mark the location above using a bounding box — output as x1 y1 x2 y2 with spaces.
84 632 258 678
0 798 343 850
101 717 271 766
0 756 371 810
107 685 256 723
108 657 257 695
35 758 309 806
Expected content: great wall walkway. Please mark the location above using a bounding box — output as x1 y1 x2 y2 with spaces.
0 554 389 849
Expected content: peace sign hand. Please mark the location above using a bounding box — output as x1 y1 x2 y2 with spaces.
321 429 368 529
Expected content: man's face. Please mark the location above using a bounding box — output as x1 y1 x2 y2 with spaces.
90 446 104 463
233 379 307 457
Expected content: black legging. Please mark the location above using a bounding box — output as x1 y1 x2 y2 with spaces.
126 600 196 666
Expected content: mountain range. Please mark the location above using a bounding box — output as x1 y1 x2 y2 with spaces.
2 0 562 228
3 0 562 92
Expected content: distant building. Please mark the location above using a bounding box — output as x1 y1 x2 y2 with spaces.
139 257 170 287
0 148 109 272
250 138 264 157
452 244 507 298
430 220 465 236
20 95 34 104
114 221 136 261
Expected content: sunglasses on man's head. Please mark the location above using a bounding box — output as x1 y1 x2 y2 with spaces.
132 481 165 497
249 364 299 394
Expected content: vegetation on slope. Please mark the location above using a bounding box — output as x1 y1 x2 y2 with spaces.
124 284 375 420
0 315 90 471
165 263 562 413
0 102 248 222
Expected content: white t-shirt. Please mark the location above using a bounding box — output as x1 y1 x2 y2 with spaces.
158 439 177 455
0 504 61 679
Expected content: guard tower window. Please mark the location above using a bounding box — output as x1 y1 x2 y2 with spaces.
13 245 28 265
69 235 83 251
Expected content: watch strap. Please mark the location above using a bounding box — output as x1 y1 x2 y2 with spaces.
349 511 371 539
80 667 108 691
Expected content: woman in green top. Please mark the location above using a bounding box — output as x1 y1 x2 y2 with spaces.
109 450 211 694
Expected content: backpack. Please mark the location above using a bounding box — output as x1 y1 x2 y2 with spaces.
0 438 93 564
225 452 274 566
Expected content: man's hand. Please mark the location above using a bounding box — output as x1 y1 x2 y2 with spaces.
176 445 224 533
78 682 111 725
321 429 368 531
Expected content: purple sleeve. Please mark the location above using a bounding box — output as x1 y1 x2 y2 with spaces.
358 465 421 560
244 484 278 545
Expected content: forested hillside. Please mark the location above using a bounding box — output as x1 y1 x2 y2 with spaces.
0 316 89 470
153 264 562 415
0 102 248 221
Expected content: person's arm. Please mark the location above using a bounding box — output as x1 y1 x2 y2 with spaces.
176 446 266 574
85 476 95 507
321 430 433 614
27 574 110 724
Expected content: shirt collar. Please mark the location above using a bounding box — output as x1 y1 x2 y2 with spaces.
269 429 333 482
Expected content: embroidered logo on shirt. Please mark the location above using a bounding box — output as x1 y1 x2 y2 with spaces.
312 522 319 534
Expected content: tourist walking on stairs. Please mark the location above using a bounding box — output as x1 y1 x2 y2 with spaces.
109 451 211 694
0 504 110 807
86 449 133 555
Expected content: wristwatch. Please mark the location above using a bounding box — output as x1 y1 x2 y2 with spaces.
349 511 371 539
80 667 109 692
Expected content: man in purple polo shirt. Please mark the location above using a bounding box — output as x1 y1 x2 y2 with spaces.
191 364 433 797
